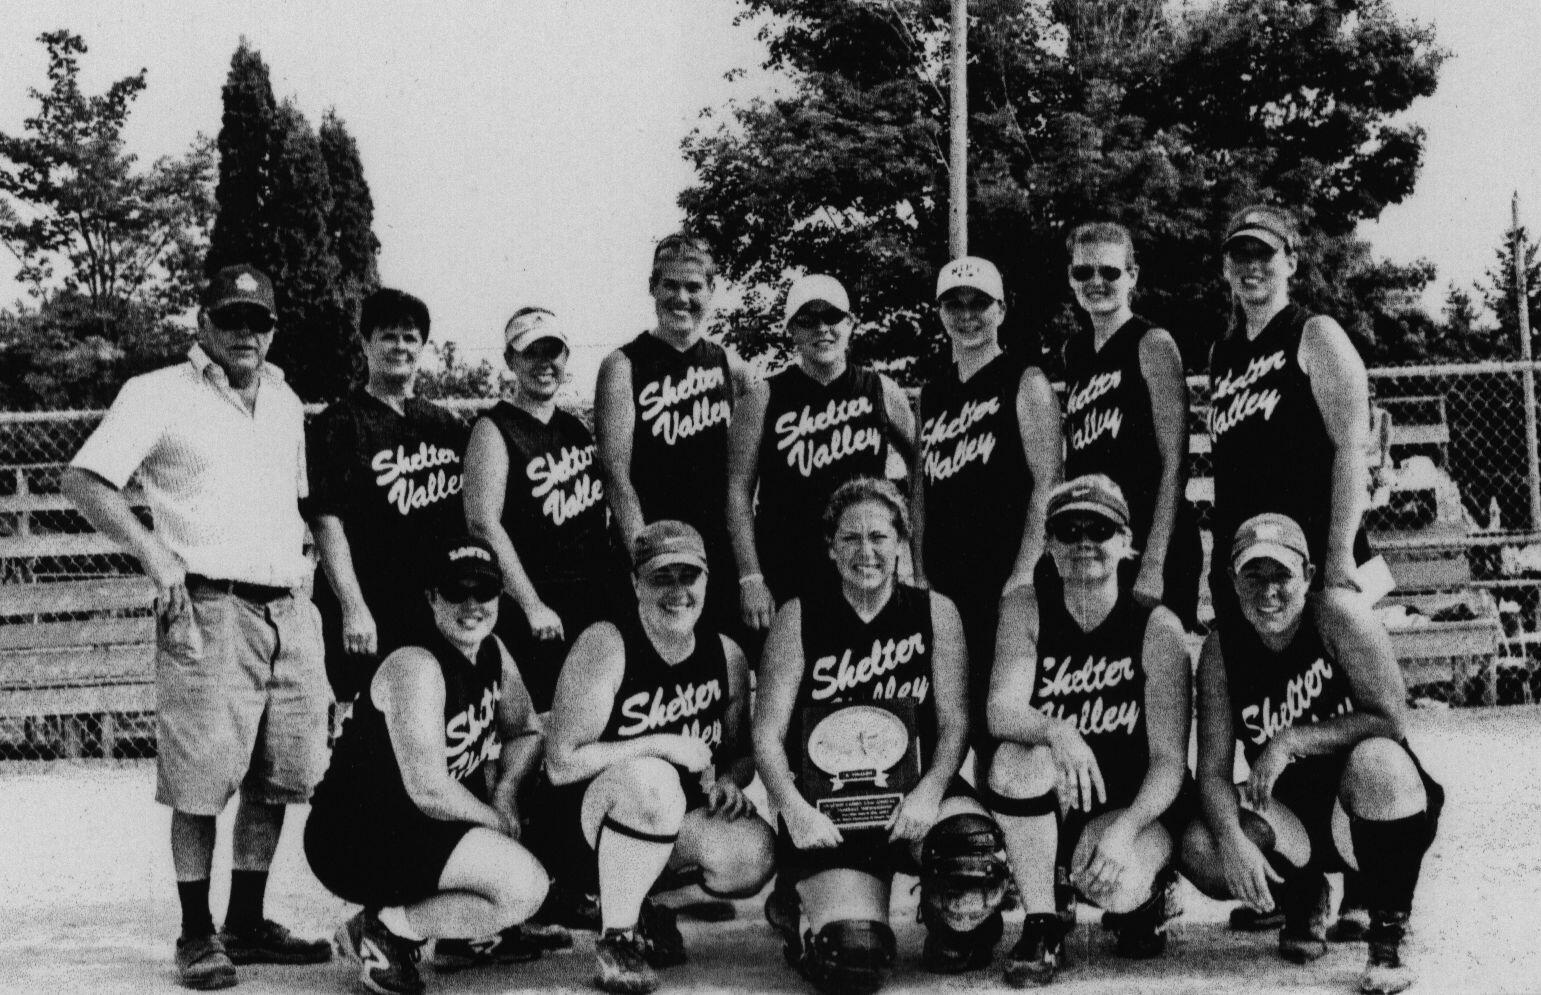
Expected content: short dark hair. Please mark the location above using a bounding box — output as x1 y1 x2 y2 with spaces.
1066 221 1137 268
649 232 718 288
361 288 431 340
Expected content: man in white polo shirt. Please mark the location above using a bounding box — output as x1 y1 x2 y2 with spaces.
63 264 331 990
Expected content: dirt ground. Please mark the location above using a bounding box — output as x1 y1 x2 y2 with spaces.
1 705 1536 995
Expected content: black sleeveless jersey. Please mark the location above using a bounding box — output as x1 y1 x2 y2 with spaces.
1208 304 1338 554
312 629 504 820
1219 601 1356 765
481 401 609 586
919 353 1033 598
791 584 937 774
1064 316 1182 546
599 613 730 764
307 391 466 609
621 332 734 534
1030 588 1153 801
757 365 889 592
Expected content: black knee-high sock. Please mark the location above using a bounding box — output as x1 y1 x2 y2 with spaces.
178 879 214 938
1349 813 1430 915
225 869 269 932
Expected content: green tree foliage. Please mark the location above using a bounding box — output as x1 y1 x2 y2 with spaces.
1479 224 1541 360
319 110 380 306
206 40 279 276
412 341 507 401
207 44 380 402
681 0 1446 377
0 30 214 409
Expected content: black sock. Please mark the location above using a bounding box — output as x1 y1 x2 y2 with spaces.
225 869 269 932
1349 812 1430 915
178 879 214 938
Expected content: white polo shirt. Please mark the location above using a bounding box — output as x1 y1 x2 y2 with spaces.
72 345 311 588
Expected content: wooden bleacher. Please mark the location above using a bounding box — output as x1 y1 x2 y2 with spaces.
0 464 156 758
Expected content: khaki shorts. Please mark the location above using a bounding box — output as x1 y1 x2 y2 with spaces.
154 587 330 815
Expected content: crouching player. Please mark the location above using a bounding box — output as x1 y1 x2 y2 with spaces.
984 476 1192 987
1181 513 1443 994
540 520 774 994
305 536 550 995
754 478 1010 995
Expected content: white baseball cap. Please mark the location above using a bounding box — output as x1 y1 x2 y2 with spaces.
935 256 1004 302
785 274 851 322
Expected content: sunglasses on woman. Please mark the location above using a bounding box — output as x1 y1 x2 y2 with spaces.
436 579 501 603
1069 265 1125 283
1048 517 1119 544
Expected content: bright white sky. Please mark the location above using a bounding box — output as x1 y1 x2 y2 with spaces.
1 0 1537 397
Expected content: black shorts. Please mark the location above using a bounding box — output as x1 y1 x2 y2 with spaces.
304 801 475 908
774 776 980 883
1270 742 1444 872
496 570 628 714
522 765 708 892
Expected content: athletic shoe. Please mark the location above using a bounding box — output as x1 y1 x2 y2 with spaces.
434 925 543 972
595 928 659 994
539 881 602 931
1107 870 1181 959
1003 913 1066 988
334 909 425 995
219 918 332 965
1278 873 1330 964
1359 912 1415 994
517 919 575 951
1228 905 1286 931
637 898 687 968
919 908 1003 974
1330 908 1370 943
764 877 803 965
174 933 237 990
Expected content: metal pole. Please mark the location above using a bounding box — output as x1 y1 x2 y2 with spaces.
1512 192 1541 529
948 0 968 258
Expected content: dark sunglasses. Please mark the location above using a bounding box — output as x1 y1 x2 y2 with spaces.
210 306 275 335
437 579 500 603
1224 242 1279 263
1048 518 1119 544
1069 265 1125 283
791 307 847 329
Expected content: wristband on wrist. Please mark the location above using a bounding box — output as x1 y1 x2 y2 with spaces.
739 573 765 587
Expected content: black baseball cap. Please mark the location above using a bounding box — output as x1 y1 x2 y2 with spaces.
203 264 276 315
430 535 503 593
1046 474 1131 528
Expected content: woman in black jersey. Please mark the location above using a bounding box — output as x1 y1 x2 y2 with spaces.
755 478 1009 994
465 307 626 714
307 536 549 995
985 475 1191 987
727 275 915 626
542 520 773 995
1058 222 1201 629
1182 513 1442 995
594 234 758 651
916 256 1062 767
308 288 468 703
1209 205 1372 608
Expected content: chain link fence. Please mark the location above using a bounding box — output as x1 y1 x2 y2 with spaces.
3 368 1538 765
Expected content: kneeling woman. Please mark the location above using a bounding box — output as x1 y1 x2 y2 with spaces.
306 536 550 995
1182 513 1442 995
754 477 1009 995
985 475 1192 987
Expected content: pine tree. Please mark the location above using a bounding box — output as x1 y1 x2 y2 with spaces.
206 40 279 275
319 109 380 307
263 100 353 401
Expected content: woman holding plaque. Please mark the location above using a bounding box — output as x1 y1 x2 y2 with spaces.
983 475 1192 988
754 477 1009 995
